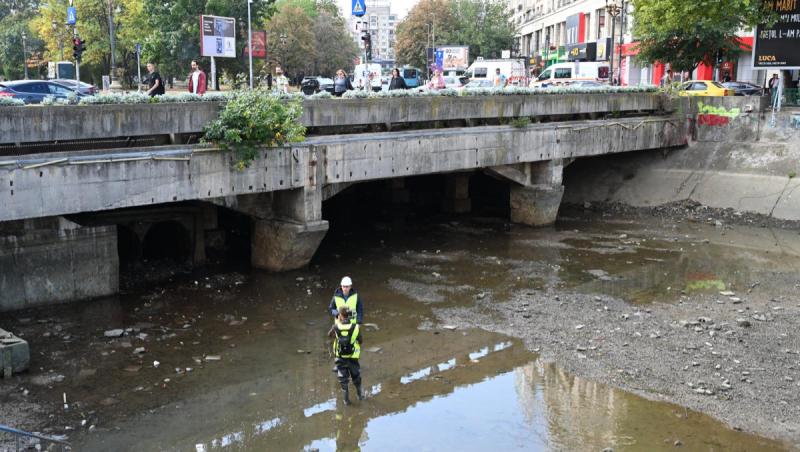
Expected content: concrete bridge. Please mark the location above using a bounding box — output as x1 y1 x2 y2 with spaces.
0 93 687 311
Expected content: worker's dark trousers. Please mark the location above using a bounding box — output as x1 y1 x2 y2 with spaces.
335 358 361 390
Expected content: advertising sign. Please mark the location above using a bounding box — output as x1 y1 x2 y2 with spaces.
566 42 597 61
752 0 800 69
244 31 267 58
200 15 236 58
438 46 469 71
595 38 611 61
565 14 581 45
434 50 444 70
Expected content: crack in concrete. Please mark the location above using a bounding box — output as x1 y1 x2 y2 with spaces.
767 178 793 218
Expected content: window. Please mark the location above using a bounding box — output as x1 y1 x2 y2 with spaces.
473 67 488 78
403 69 417 78
49 84 72 96
20 83 50 94
554 68 572 79
537 69 551 81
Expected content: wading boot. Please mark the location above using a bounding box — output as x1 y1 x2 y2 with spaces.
342 387 351 406
355 383 364 400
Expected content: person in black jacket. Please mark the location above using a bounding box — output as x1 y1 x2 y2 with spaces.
388 68 407 90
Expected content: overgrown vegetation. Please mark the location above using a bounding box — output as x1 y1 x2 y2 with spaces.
201 89 306 170
510 117 530 128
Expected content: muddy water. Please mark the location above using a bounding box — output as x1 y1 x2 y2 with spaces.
3 211 799 451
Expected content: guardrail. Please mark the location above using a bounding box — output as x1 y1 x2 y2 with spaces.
0 424 70 451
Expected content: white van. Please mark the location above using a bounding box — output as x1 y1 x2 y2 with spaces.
529 62 610 88
464 58 527 87
353 63 383 92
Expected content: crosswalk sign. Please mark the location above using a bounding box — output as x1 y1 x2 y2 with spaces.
66 6 77 25
352 0 365 17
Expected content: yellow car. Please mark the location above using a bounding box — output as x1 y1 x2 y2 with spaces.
678 80 735 96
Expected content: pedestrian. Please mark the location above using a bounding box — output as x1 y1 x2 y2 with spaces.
275 66 289 94
145 63 164 97
333 69 353 97
328 306 364 405
427 68 445 90
388 67 407 90
768 73 780 102
492 67 507 88
328 276 362 325
188 60 207 95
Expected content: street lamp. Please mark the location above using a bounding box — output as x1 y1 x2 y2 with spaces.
108 0 122 89
279 33 287 71
606 0 622 86
246 0 253 90
21 31 28 79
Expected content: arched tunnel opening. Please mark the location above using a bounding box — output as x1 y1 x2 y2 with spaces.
320 172 511 241
142 221 193 264
116 225 141 270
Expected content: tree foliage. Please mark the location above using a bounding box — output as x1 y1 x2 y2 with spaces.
395 0 515 70
631 0 774 73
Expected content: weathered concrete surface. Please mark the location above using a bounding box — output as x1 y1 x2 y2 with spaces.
0 328 29 376
0 93 665 145
510 185 565 226
564 105 800 221
0 102 221 145
0 217 118 311
251 219 329 271
0 117 685 224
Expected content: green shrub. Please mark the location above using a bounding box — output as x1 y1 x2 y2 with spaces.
202 89 306 170
510 117 530 128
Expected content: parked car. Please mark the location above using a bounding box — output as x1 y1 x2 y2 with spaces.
443 75 469 89
678 80 735 97
51 79 98 95
561 80 606 89
721 81 763 96
300 76 334 95
462 79 494 89
0 80 87 104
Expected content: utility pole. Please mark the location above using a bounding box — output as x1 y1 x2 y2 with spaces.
21 32 28 79
247 0 254 89
606 0 622 85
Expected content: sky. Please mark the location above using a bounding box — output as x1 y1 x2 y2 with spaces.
335 0 420 21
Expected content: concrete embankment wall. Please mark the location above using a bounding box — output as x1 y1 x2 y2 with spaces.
564 97 800 221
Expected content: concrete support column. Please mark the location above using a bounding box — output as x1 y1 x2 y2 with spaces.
509 160 564 227
250 146 329 271
0 217 118 311
443 173 472 214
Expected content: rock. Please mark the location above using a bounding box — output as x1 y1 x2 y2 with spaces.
104 329 125 338
476 292 486 300
736 318 751 328
365 347 382 353
674 440 682 447
752 314 767 321
123 365 141 373
583 201 592 209
575 324 585 330
730 297 742 304
576 345 587 352
442 325 458 330
204 355 222 361
698 317 713 323
153 360 160 368
133 347 145 354
719 291 735 296
432 272 441 278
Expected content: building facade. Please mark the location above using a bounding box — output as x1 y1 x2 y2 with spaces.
348 0 398 61
512 0 772 86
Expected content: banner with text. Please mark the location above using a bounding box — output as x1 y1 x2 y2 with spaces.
752 0 800 69
200 15 236 58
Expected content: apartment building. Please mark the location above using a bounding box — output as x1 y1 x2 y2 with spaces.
348 0 398 61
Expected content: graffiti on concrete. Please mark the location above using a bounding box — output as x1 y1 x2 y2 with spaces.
697 101 741 127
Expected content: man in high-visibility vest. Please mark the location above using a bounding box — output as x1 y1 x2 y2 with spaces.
328 276 363 325
328 306 364 405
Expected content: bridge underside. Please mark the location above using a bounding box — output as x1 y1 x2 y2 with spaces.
0 116 686 311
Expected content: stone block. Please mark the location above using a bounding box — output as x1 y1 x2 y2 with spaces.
510 185 565 226
0 328 29 376
251 219 329 271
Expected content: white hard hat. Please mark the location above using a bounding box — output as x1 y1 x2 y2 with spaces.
340 276 353 286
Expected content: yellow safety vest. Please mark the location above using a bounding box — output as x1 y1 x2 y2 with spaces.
334 292 358 324
333 321 360 359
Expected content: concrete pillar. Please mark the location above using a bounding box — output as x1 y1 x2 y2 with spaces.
509 160 564 227
251 219 328 271
250 146 329 271
443 173 472 214
0 217 119 311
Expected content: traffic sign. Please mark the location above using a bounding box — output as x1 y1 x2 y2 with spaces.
352 0 365 17
135 43 142 54
66 6 77 25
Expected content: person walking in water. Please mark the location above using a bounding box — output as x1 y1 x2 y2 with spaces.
328 306 364 405
329 276 363 325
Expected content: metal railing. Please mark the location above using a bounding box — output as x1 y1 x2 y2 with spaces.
0 425 70 451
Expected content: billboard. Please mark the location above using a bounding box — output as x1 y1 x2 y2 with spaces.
752 0 800 69
200 15 236 58
439 46 469 71
244 31 267 59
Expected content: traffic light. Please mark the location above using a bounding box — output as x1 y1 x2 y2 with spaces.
72 38 85 62
716 50 724 65
361 32 372 61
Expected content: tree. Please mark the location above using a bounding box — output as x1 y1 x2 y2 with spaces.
395 0 515 70
311 11 358 76
261 3 315 78
0 16 39 80
631 0 774 73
